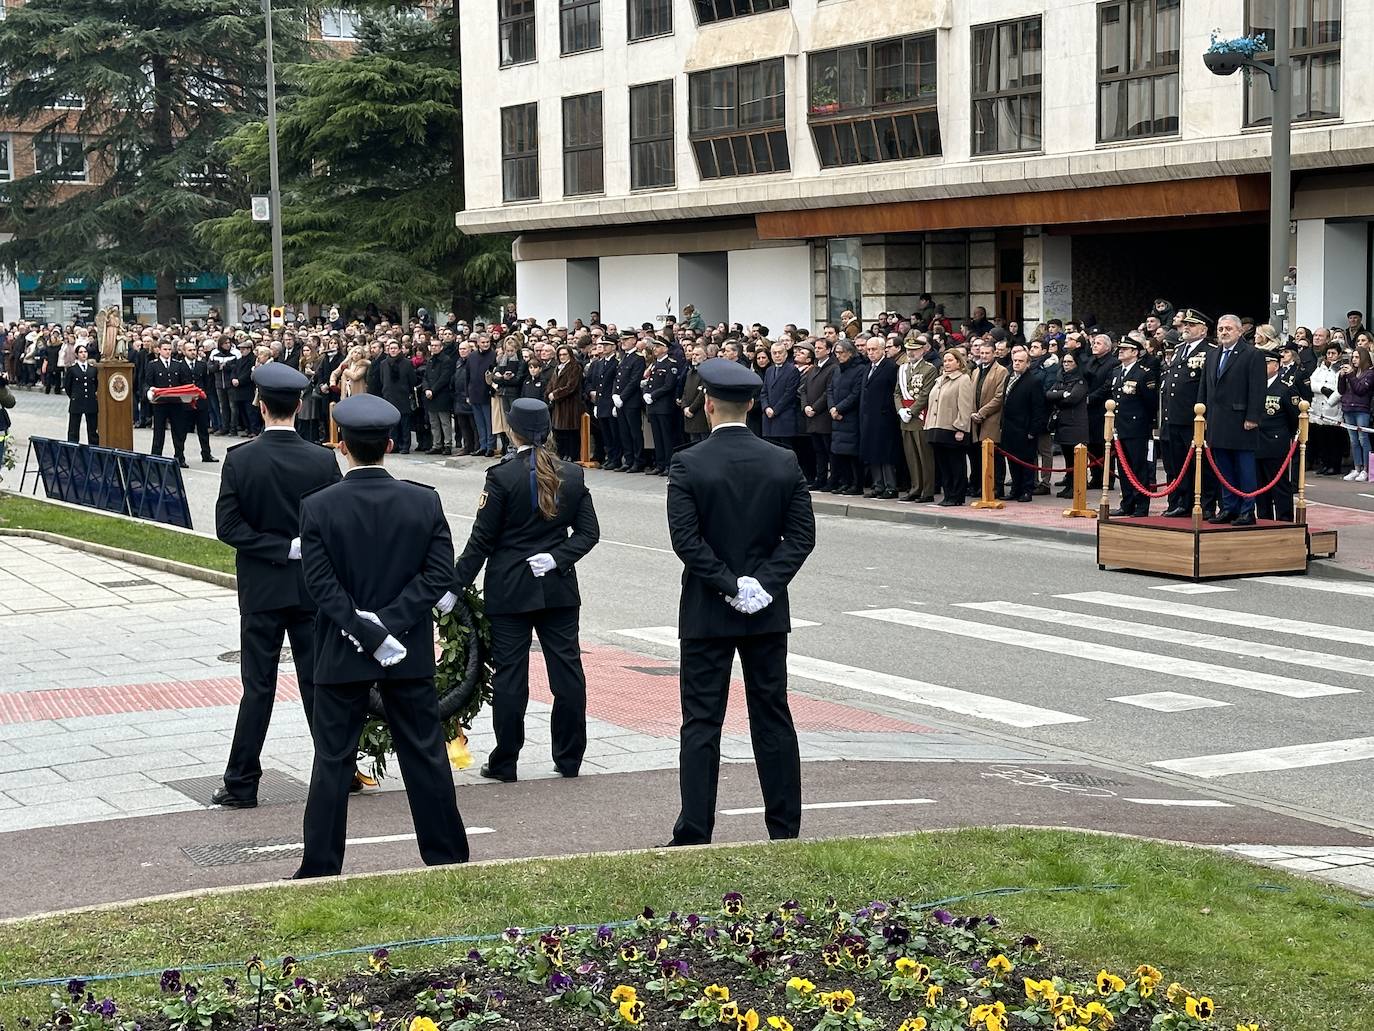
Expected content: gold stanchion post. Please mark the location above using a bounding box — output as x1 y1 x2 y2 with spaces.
1191 402 1206 531
1296 399 1310 526
1098 400 1116 521
1064 443 1095 518
577 412 599 469
970 437 1005 510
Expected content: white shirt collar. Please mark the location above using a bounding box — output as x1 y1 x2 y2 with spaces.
711 421 748 433
263 425 296 432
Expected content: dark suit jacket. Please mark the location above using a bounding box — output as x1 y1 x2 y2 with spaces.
613 351 646 409
64 363 100 415
215 429 343 614
645 358 678 415
1001 369 1047 443
452 452 599 615
300 468 453 683
1199 340 1267 451
1110 360 1159 440
1160 339 1213 427
859 358 902 465
1258 374 1302 460
667 425 815 639
144 356 192 396
760 361 801 437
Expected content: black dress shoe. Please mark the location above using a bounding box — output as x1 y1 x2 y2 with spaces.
1034 484 1051 496
202 455 219 463
915 495 936 503
1161 506 1187 518
479 764 516 783
1207 511 1236 524
1016 493 1033 503
556 768 579 778
1055 487 1073 499
176 458 190 469
210 786 257 809
1232 512 1257 526
1110 507 1132 517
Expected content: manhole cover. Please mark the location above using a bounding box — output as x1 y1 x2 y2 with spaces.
166 769 309 807
216 649 294 664
100 579 154 588
623 665 679 677
1051 771 1127 788
182 838 305 867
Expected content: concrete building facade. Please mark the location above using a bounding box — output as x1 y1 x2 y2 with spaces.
456 0 1373 334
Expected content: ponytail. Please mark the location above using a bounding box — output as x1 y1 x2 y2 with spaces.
532 441 562 519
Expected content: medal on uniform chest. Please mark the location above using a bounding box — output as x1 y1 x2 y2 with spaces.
1123 381 1137 395
1265 396 1280 416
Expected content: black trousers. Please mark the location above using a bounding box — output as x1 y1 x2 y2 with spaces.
617 407 644 467
454 411 478 452
298 677 469 877
554 427 579 462
67 410 98 446
933 441 969 502
809 433 831 487
649 413 674 472
673 632 801 845
1116 434 1151 515
597 415 622 466
223 606 317 799
191 403 213 459
1162 423 1217 513
1257 453 1296 521
1004 434 1037 498
217 387 235 432
151 404 188 459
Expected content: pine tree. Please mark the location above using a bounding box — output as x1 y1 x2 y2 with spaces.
0 0 311 323
199 4 512 320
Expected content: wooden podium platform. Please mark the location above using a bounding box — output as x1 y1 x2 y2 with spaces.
1097 516 1331 580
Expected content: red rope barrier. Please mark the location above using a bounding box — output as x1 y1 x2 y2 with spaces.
1112 439 1194 499
994 445 1105 473
1203 440 1299 499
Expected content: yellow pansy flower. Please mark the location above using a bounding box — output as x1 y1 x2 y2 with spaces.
895 957 918 976
719 1001 740 1023
925 984 943 1008
705 985 731 1002
766 1018 794 1031
1024 978 1057 1002
1236 1024 1259 1031
897 1019 928 1031
987 955 1014 976
1096 970 1125 996
1133 965 1162 982
618 1000 645 1026
408 1019 438 1031
1165 983 1187 1003
820 990 855 1014
737 1009 760 1031
1051 993 1078 1015
1185 996 1214 1021
786 977 815 995
611 986 638 1005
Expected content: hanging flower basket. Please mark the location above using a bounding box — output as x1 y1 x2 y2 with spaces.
1204 30 1268 76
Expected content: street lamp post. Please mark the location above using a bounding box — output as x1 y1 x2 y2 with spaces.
262 0 285 309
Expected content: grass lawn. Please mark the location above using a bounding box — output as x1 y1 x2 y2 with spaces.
0 493 235 574
2 830 1371 1029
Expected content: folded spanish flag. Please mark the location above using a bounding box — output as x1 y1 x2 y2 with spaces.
151 385 207 405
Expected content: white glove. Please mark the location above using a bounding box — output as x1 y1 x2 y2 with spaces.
356 609 384 629
613 395 623 409
437 590 457 615
643 392 653 405
146 387 156 402
728 576 773 615
526 553 556 577
373 635 407 667
288 537 301 560
899 408 913 424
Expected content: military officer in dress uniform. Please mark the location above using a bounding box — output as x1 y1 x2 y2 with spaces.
181 339 219 463
63 343 99 445
1110 334 1158 517
452 398 600 783
145 339 193 467
1159 309 1216 518
1256 347 1301 522
294 393 469 878
895 335 937 502
665 358 816 846
212 363 342 809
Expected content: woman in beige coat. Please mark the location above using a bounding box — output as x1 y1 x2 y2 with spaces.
925 348 976 506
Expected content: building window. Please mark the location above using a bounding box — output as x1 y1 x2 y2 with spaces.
499 0 536 66
319 6 362 40
1097 0 1180 142
562 92 604 196
1246 0 1342 125
560 0 601 54
629 0 672 40
0 135 11 182
827 238 862 324
688 58 789 178
630 80 675 189
970 16 1043 155
501 102 539 202
808 33 941 168
694 0 788 27
35 135 87 182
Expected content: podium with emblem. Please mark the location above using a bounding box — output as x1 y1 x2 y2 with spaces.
97 362 135 452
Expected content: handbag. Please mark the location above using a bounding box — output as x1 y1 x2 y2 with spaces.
0 382 14 408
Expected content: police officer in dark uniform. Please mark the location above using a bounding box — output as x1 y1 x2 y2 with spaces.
294 393 469 877
643 338 678 475
181 339 219 463
1159 309 1216 518
452 397 600 782
145 339 193 467
63 343 99 445
212 363 342 809
1110 334 1158 517
666 358 816 846
1257 347 1301 522
611 336 646 471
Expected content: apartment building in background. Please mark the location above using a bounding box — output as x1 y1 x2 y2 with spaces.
456 0 1370 335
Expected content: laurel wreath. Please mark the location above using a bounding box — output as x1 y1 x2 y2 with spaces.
356 587 493 781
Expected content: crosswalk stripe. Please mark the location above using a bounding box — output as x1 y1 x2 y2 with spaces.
613 627 1087 728
1059 591 1364 646
1151 737 1374 778
855 607 1354 700
720 798 936 816
1123 798 1234 808
1110 692 1230 712
1252 575 1374 599
962 599 1374 682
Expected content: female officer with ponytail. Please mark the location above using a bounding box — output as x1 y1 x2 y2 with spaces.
452 397 601 782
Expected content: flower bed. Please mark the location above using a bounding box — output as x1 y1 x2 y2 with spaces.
22 897 1257 1031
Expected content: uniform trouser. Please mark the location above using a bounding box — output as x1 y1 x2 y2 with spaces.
1116 434 1151 515
486 606 587 778
135 392 153 424
672 632 801 845
1037 432 1054 487
1211 446 1258 518
67 410 98 446
1162 423 1218 514
1004 434 1037 499
473 402 493 452
223 606 317 799
596 415 622 466
297 676 469 877
151 404 188 459
809 432 831 487
900 426 934 498
454 411 478 452
391 413 412 452
617 406 644 466
191 403 213 458
428 409 453 450
933 441 969 501
1256 453 1296 521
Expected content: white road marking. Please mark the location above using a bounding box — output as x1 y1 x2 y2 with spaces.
964 599 1374 682
1151 737 1374 778
720 798 936 816
859 607 1354 700
613 626 1087 728
1110 692 1231 712
1252 575 1374 599
1059 591 1365 646
1151 583 1235 595
791 618 821 629
243 828 495 855
1123 798 1233 808
444 510 676 555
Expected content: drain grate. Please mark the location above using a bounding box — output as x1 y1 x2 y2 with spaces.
182 838 305 867
623 665 679 677
216 649 294 664
100 579 155 588
167 769 310 807
1051 771 1127 788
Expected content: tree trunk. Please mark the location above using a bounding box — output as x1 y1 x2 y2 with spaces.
156 270 179 324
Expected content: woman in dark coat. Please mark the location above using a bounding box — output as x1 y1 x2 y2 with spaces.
546 343 585 460
1045 350 1090 499
825 339 865 494
747 348 771 437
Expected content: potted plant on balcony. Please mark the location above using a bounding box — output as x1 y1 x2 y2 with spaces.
1203 29 1267 76
810 83 839 115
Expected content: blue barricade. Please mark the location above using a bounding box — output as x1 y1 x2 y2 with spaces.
22 438 194 529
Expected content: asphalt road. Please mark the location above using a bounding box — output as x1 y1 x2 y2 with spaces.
6 392 1374 846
